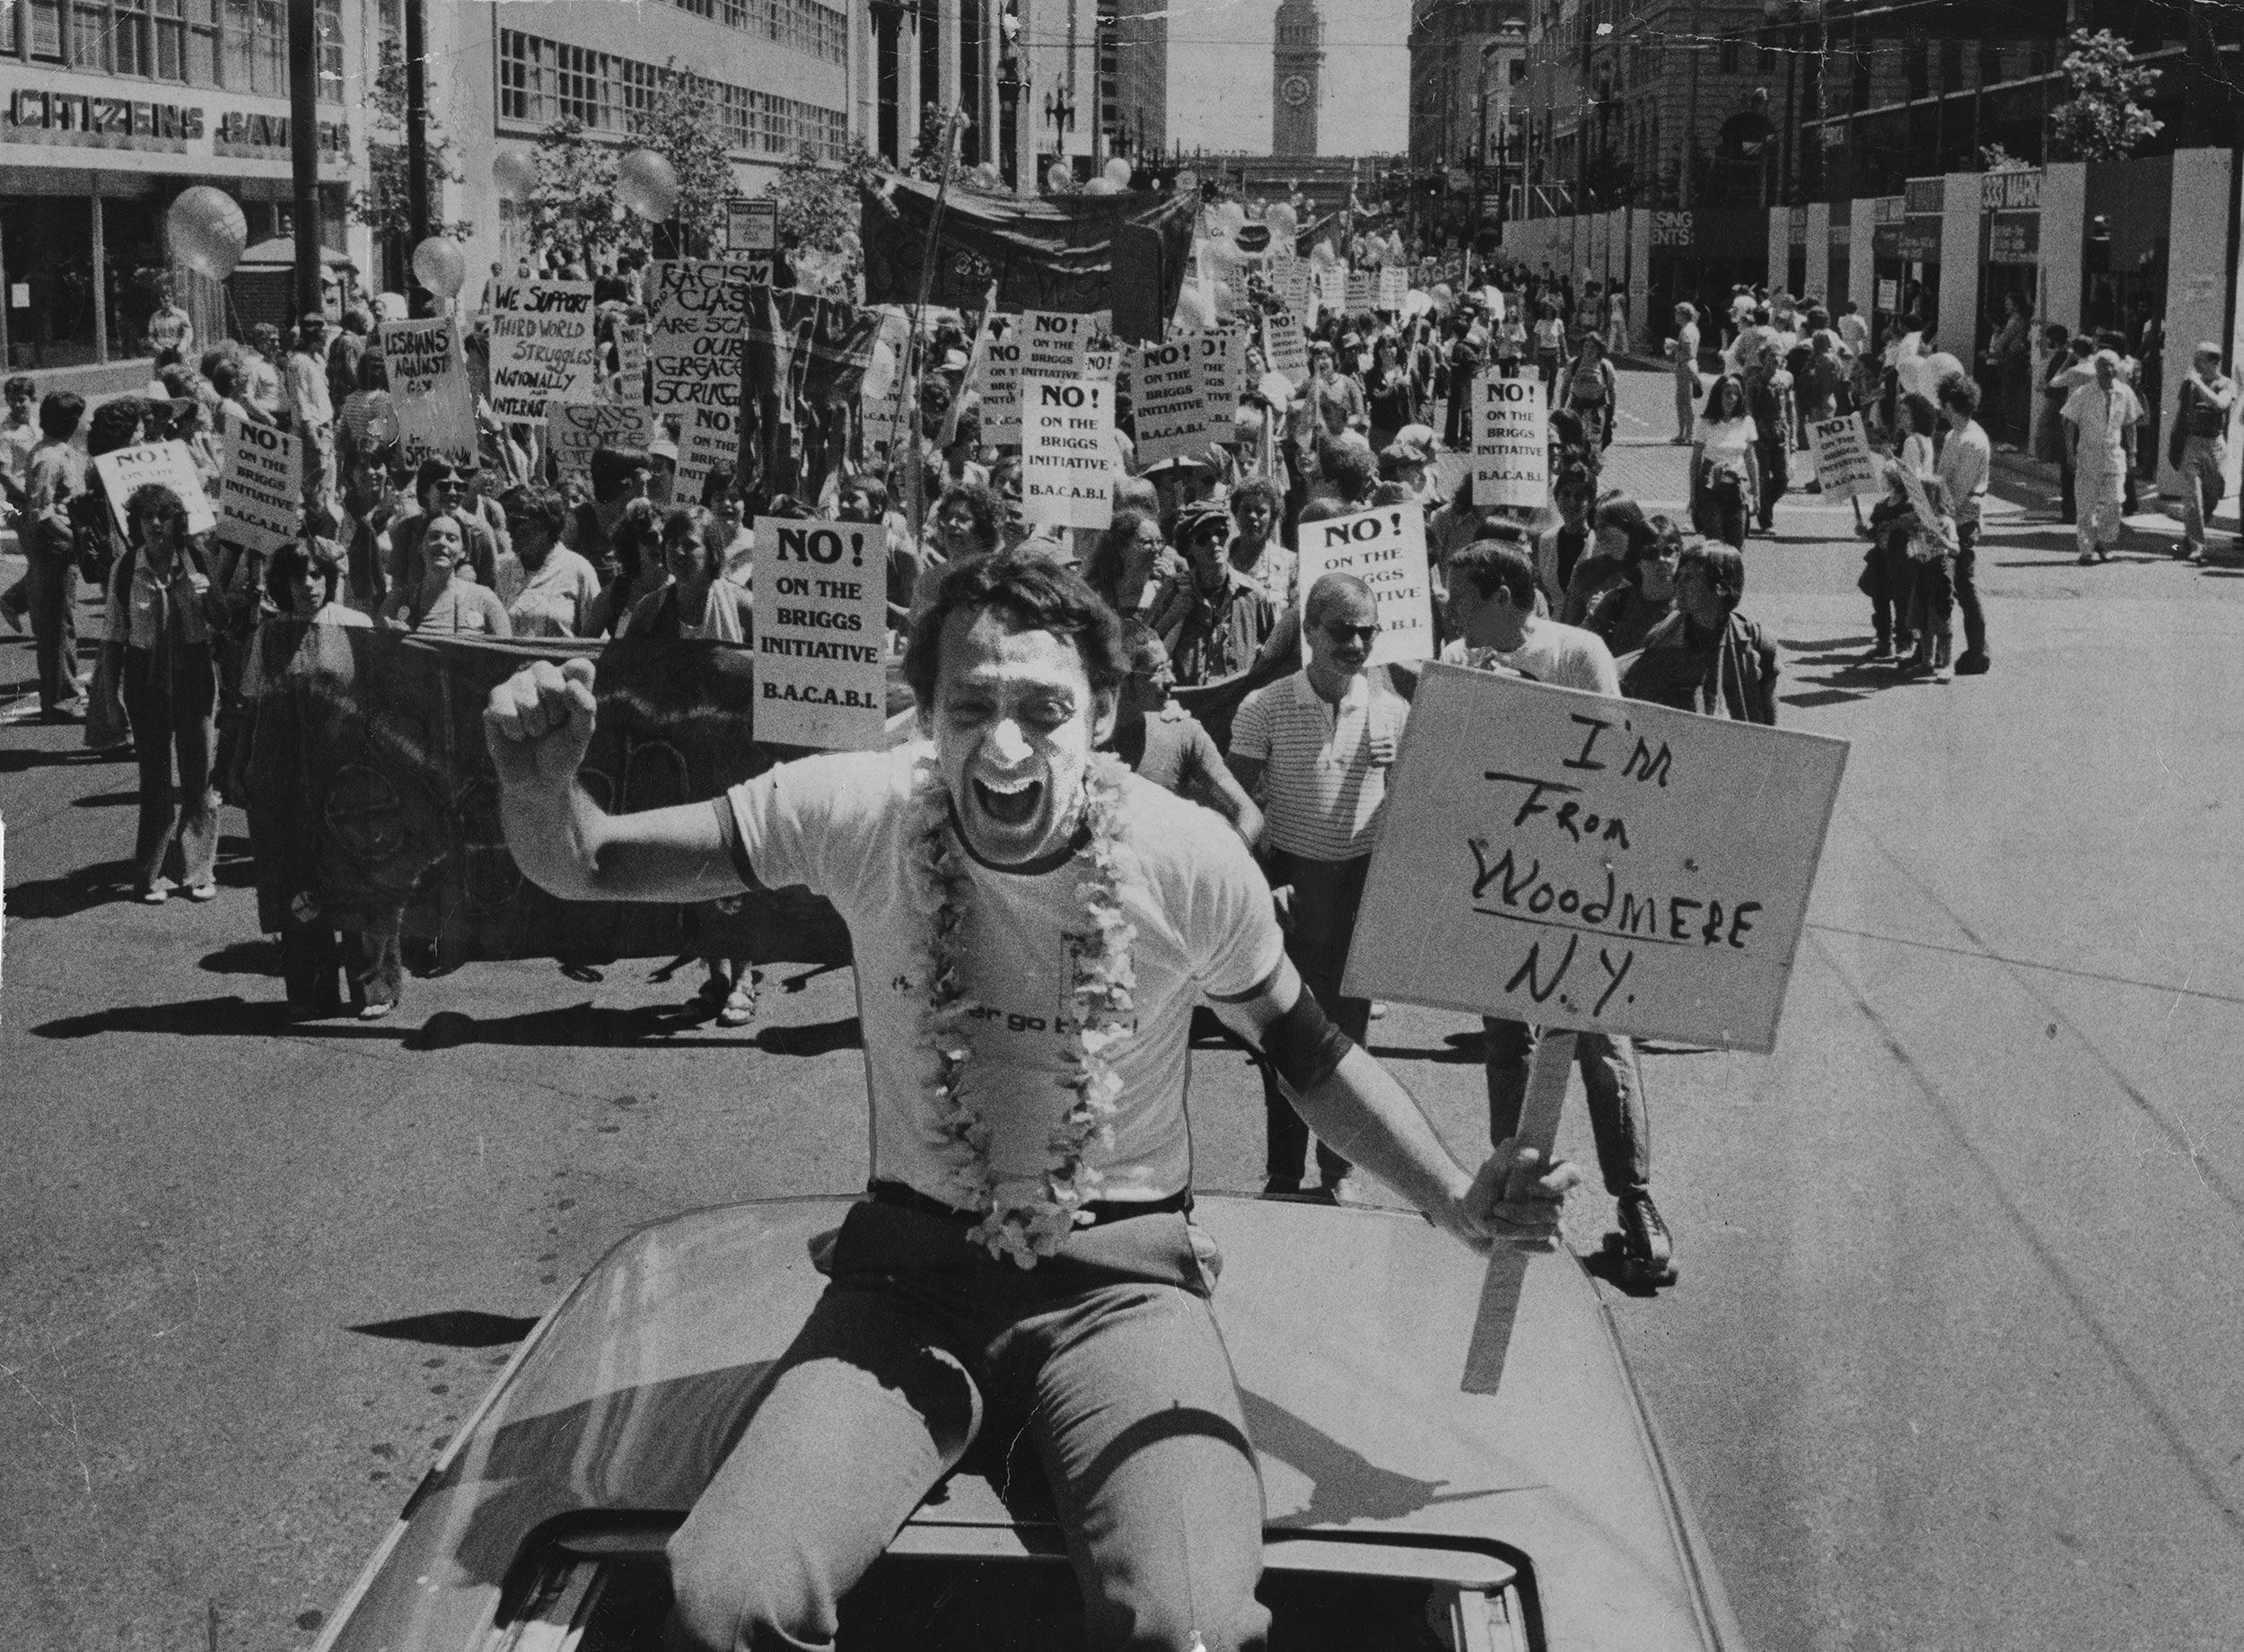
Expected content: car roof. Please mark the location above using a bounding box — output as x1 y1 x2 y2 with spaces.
317 1195 1743 1651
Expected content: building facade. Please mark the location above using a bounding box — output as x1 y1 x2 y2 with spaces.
1096 0 1164 164
1272 0 1322 158
2 0 370 373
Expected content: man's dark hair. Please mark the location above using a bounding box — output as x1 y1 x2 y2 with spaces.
1317 438 1376 504
839 472 890 519
1627 514 1685 570
39 390 86 441
4 374 34 400
265 540 339 607
934 482 1002 551
124 482 188 541
1447 541 1538 610
1680 542 1746 607
1937 376 1982 417
1304 571 1376 630
500 485 568 539
1230 476 1284 521
905 550 1131 708
589 445 651 503
1368 481 1415 507
416 454 469 495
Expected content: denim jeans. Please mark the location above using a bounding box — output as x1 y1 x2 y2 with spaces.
1258 852 1372 1187
1481 1019 1650 1197
1953 521 1986 660
2180 435 2227 546
118 642 219 893
665 1201 1269 1652
23 552 82 713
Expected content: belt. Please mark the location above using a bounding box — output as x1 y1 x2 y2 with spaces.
868 1179 1191 1227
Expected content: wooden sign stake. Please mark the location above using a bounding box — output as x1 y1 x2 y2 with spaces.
1460 1030 1574 1395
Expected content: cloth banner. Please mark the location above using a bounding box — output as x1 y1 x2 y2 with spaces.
234 626 862 968
740 285 883 499
860 178 1196 320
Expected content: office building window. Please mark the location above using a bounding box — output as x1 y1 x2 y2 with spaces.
669 0 844 65
497 31 846 161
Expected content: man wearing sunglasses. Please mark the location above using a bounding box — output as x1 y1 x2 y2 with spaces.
1226 573 1407 1204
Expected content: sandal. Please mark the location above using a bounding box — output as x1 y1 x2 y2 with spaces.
716 975 759 1027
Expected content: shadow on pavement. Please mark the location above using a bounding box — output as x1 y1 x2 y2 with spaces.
401 1005 863 1055
200 939 283 975
32 992 299 1039
0 744 136 775
4 856 145 919
346 1310 542 1347
66 788 141 808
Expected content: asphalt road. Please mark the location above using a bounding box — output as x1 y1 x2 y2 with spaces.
5 365 2244 1650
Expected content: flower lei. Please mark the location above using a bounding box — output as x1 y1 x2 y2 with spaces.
907 751 1140 1267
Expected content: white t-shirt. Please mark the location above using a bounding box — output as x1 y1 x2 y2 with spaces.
1440 619 1618 695
726 747 1284 1210
1694 412 1756 457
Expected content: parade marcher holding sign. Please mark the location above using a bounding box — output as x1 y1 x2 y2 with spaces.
1149 499 1289 689
103 485 224 904
482 551 1577 1652
1438 538 1672 1282
1227 573 1412 1204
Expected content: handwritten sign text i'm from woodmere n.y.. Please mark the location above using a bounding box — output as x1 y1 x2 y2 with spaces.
1341 664 1848 1053
750 517 890 749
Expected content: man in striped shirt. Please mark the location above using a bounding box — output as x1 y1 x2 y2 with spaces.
1227 573 1408 1202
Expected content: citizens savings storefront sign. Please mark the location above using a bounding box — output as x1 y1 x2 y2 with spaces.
5 87 347 155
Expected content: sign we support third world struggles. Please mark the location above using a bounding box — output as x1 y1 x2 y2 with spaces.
1342 665 1849 1053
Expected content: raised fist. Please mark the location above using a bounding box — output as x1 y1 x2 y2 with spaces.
484 657 598 792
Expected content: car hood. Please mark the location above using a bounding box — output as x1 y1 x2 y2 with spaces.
318 1195 1744 1651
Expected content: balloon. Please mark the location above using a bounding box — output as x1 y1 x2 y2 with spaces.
1433 283 1453 304
411 235 467 298
1212 201 1246 236
837 228 862 258
616 148 680 221
493 148 538 204
1926 351 1967 384
1310 240 1337 270
1084 176 1120 195
1404 290 1433 319
165 186 249 281
1176 169 1199 194
969 161 1002 191
1266 202 1298 239
1047 161 1075 193
1103 157 1133 188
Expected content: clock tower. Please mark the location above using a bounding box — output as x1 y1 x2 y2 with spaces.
1272 0 1322 157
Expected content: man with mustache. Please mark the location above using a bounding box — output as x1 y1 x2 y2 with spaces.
484 552 1577 1652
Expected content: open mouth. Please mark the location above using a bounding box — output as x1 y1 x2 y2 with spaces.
972 773 1044 827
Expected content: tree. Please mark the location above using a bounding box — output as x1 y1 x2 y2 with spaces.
346 40 472 241
526 117 626 271
769 138 889 256
2049 29 2162 163
627 68 736 259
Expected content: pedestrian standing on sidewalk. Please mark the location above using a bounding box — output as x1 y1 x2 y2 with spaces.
2064 350 2141 565
104 484 223 903
1226 573 1407 1205
19 391 89 720
2171 344 2235 564
1668 304 1702 444
1934 377 1993 673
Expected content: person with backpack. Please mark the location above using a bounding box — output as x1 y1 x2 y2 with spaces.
1554 334 1620 453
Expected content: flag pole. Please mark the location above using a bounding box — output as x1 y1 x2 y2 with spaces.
904 107 966 555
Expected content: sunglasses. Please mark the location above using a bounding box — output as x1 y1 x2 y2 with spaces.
1323 622 1381 645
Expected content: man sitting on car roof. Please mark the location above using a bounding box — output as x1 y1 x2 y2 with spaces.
482 552 1579 1652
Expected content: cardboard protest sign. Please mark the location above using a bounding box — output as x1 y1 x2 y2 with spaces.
1262 310 1310 388
750 517 890 749
970 314 1024 445
488 280 599 424
609 322 649 404
726 197 778 255
1278 258 1311 316
1293 503 1436 669
1345 270 1372 312
1195 326 1240 445
1377 267 1407 313
215 419 302 553
1317 266 1348 309
1130 337 1210 466
1022 310 1103 378
1341 664 1849 1053
92 440 215 538
1021 375 1116 530
675 404 741 503
377 318 477 468
647 260 757 411
1472 367 1548 509
1807 413 1880 501
546 401 660 481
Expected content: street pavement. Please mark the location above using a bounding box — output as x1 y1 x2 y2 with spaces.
5 364 2244 1650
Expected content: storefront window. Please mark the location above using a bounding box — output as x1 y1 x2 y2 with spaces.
71 0 105 69
187 0 216 83
1 199 98 369
22 0 65 58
